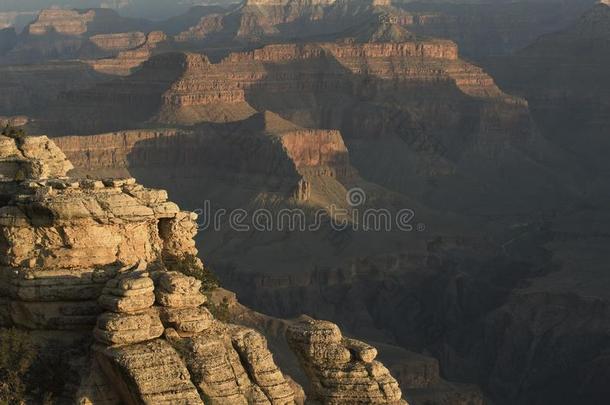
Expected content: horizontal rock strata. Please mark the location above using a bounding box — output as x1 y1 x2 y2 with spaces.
0 134 197 329
287 317 407 404
0 133 407 404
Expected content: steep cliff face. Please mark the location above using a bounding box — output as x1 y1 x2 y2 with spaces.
0 133 408 405
54 111 355 200
44 39 574 216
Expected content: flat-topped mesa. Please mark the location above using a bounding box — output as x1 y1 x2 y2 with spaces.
53 114 356 203
255 111 355 180
161 52 246 106
89 31 147 52
225 41 458 62
287 317 407 404
161 41 457 111
28 9 95 36
86 31 169 76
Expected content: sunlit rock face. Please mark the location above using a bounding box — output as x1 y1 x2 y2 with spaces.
0 133 409 404
287 317 407 404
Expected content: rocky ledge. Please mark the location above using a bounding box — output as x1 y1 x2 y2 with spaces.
0 133 406 404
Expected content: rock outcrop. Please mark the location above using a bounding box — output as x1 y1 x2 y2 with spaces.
92 268 298 404
89 31 147 52
45 38 510 135
0 133 407 404
86 30 168 76
287 317 406 404
54 112 355 204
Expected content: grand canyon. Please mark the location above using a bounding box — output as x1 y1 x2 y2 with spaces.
0 1 609 404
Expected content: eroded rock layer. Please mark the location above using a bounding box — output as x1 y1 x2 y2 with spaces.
0 133 406 404
287 317 406 404
54 111 356 201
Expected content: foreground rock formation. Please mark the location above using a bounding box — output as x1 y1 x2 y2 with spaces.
287 317 405 404
0 132 407 404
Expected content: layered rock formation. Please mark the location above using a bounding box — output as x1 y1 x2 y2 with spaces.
46 38 504 134
86 30 168 75
54 111 355 201
219 289 487 405
88 31 146 52
287 317 405 404
0 132 408 404
43 38 573 217
92 269 298 404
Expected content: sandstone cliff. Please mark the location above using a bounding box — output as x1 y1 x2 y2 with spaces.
41 39 573 218
54 111 356 201
0 133 408 404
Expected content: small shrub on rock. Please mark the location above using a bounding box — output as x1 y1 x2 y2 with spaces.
169 254 220 292
0 328 38 404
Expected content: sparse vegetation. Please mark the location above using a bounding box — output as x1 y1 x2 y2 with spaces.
169 254 220 292
207 297 231 323
0 328 79 405
0 328 37 404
